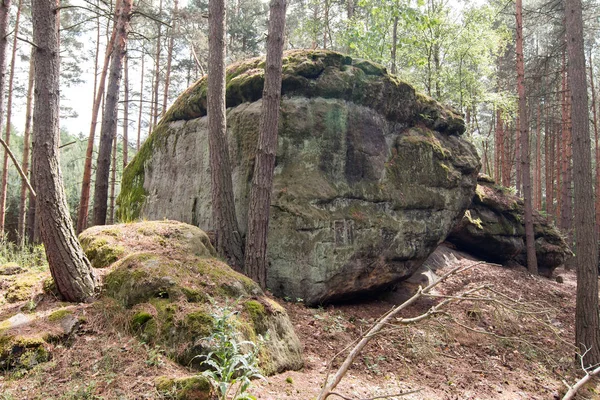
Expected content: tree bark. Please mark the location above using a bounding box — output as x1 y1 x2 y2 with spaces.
77 5 119 233
0 2 10 227
137 52 144 151
109 133 117 224
162 0 178 117
93 0 133 226
208 0 244 269
123 52 129 167
31 0 96 302
590 55 600 240
0 0 22 234
536 101 542 210
152 0 163 128
18 49 35 244
566 0 600 367
244 0 287 289
516 0 537 274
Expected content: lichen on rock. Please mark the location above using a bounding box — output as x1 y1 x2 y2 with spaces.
80 221 303 375
118 50 480 305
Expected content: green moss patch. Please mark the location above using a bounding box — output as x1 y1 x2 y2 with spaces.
4 271 44 303
155 375 215 400
0 334 51 371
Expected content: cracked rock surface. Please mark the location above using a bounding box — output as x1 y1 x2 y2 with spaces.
119 50 480 305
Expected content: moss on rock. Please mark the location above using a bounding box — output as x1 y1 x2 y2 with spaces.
155 375 216 400
87 221 303 375
0 334 51 370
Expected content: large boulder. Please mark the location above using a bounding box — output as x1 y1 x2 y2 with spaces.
80 221 303 375
447 175 571 276
117 50 480 305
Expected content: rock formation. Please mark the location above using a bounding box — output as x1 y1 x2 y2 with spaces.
118 50 480 305
80 221 303 375
447 175 570 276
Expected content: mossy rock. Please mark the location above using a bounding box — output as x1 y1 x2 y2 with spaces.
155 375 216 400
119 51 480 305
0 262 23 275
83 221 303 375
0 334 51 371
4 271 45 303
448 174 571 276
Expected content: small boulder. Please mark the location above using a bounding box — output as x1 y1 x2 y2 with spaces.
447 175 571 276
80 221 303 375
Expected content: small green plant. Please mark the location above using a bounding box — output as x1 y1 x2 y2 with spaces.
0 239 46 271
146 345 165 367
195 305 265 400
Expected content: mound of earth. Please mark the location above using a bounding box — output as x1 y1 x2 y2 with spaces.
118 49 480 305
79 220 303 376
447 175 570 276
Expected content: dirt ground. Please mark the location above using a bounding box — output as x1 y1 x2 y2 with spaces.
0 253 598 400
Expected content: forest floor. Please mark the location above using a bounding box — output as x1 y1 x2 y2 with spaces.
0 249 598 400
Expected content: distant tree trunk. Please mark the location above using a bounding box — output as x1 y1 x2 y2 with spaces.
0 0 21 234
109 134 117 224
244 0 287 289
0 1 10 232
545 105 554 220
323 0 329 49
77 7 118 233
148 67 155 136
208 0 244 268
93 0 133 226
18 50 35 244
162 0 178 117
515 116 521 196
137 52 144 151
152 0 163 128
495 107 503 184
535 101 542 210
391 9 398 75
561 73 572 238
591 55 600 239
516 0 537 274
566 0 600 367
123 52 129 167
31 0 96 302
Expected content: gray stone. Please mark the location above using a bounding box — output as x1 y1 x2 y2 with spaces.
118 50 480 305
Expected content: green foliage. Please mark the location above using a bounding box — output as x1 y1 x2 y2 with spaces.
0 239 46 271
194 305 265 400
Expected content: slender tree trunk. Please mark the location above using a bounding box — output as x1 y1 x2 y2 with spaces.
148 66 155 136
515 116 521 196
93 0 133 226
152 0 163 128
244 0 287 289
545 104 554 220
31 0 96 302
77 6 119 233
18 50 35 244
566 0 600 367
592 56 600 240
516 0 537 274
123 52 129 167
137 52 144 151
536 101 542 210
109 134 117 224
0 0 22 234
391 13 398 75
208 0 244 268
162 0 178 117
0 1 10 233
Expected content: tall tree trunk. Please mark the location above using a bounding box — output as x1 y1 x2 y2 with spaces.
244 0 287 289
31 0 96 302
18 49 35 244
109 134 117 224
566 0 600 367
545 103 554 220
93 0 133 226
592 56 600 240
515 116 521 195
137 52 144 151
391 13 398 75
208 0 244 268
536 101 542 210
0 0 22 234
162 0 178 117
152 0 163 128
77 7 119 233
516 0 537 274
0 0 10 231
123 52 129 167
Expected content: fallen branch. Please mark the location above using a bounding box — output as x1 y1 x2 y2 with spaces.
316 261 486 400
562 347 600 400
0 137 35 198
